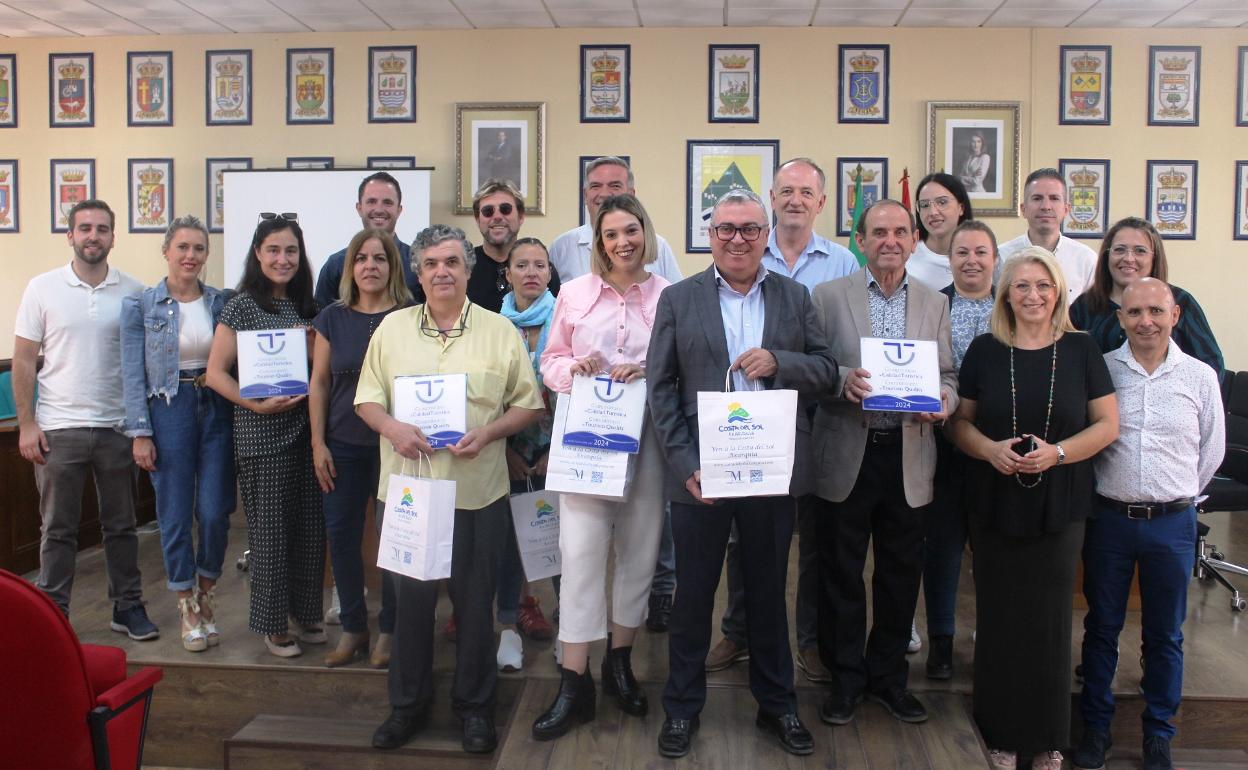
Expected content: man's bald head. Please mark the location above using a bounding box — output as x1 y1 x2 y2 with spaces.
1118 277 1179 359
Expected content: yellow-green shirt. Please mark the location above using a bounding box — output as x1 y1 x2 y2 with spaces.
354 301 544 509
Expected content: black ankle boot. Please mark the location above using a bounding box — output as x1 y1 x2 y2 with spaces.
601 636 648 716
532 664 595 740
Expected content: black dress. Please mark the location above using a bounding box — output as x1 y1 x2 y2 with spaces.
957 331 1114 756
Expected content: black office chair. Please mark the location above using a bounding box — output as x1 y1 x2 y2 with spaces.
1196 371 1248 611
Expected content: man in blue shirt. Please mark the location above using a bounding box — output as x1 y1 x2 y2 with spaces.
314 172 419 307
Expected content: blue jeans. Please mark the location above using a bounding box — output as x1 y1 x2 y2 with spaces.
923 440 968 638
1080 501 1196 740
324 439 395 634
498 474 560 624
148 377 235 592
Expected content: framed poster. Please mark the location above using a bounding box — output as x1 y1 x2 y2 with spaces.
127 51 172 126
1059 46 1110 126
578 154 631 227
454 101 545 215
580 45 630 123
49 53 93 127
1148 46 1199 127
835 157 888 237
1145 161 1197 240
287 157 333 170
287 48 334 125
686 139 780 253
0 54 16 128
49 159 95 233
368 46 416 123
838 45 889 124
708 45 759 123
1058 159 1110 240
1235 161 1248 241
128 158 173 234
205 50 251 125
0 159 17 232
368 156 416 169
927 101 1020 217
1237 47 1248 128
205 157 251 233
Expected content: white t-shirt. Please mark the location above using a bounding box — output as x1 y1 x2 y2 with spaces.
905 240 953 292
548 223 684 283
999 232 1097 306
177 296 214 370
14 264 143 430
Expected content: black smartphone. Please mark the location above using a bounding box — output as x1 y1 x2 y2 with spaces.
1012 435 1037 455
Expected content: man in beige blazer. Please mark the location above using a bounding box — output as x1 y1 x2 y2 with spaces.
808 199 958 728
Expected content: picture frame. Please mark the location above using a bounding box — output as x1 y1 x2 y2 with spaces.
205 49 252 126
286 48 334 125
0 159 17 232
0 54 17 128
1234 161 1248 241
127 158 173 234
834 157 888 237
49 158 95 233
1145 160 1197 240
926 101 1021 217
127 51 172 127
686 139 780 253
287 157 333 170
1237 47 1248 128
579 45 630 123
49 53 93 128
1058 159 1110 240
708 45 759 123
1148 45 1199 127
454 101 545 215
837 45 889 124
205 157 251 234
368 156 416 169
578 154 631 227
368 46 416 124
1059 45 1110 126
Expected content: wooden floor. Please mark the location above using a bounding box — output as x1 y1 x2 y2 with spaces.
41 506 1248 769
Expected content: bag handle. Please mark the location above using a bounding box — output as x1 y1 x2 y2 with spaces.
400 452 434 479
723 366 733 393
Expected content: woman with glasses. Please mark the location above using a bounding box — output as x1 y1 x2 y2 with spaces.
948 247 1119 770
121 215 234 653
908 173 975 293
532 194 671 741
205 213 326 658
1069 216 1223 376
310 228 412 668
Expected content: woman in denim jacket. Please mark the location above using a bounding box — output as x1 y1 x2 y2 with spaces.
121 214 235 652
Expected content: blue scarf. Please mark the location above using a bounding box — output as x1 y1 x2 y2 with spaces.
500 289 555 387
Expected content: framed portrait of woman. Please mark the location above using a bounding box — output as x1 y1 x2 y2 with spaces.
926 101 1020 217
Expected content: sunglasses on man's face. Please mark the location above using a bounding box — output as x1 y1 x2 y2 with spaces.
479 203 514 219
258 212 299 223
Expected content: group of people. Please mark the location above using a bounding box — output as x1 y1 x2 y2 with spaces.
12 157 1227 770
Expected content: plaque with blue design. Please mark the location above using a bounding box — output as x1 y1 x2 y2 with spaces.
561 375 646 453
859 338 940 413
392 373 468 449
237 329 309 398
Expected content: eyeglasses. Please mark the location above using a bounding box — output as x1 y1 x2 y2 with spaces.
916 197 953 211
1010 281 1056 296
479 203 514 219
712 224 765 242
1110 245 1152 258
258 212 298 223
419 303 470 339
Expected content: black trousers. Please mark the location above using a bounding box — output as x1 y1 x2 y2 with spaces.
385 496 508 719
664 496 796 720
814 440 926 697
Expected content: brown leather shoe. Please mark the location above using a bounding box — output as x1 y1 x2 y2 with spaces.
795 646 832 683
370 632 393 668
324 630 369 667
705 638 749 671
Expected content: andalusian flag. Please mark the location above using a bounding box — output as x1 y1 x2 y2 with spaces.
847 165 867 266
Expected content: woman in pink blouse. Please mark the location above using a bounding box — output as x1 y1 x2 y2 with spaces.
533 194 671 740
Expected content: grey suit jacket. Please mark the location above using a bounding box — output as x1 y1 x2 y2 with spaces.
810 268 959 508
646 265 838 505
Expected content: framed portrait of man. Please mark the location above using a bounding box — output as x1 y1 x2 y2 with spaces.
454 102 545 215
927 101 1020 217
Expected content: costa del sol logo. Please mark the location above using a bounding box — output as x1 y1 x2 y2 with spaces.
534 499 555 518
400 487 415 506
727 402 752 423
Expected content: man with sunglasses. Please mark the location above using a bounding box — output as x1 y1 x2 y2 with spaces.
313 171 419 308
466 179 560 312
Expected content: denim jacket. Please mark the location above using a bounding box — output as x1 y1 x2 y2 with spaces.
121 279 230 437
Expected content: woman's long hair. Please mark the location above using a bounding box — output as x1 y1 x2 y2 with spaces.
989 246 1074 346
1083 217 1168 314
237 217 317 318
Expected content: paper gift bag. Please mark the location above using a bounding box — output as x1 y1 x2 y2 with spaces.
697 371 798 499
545 391 636 500
509 484 562 582
377 456 457 581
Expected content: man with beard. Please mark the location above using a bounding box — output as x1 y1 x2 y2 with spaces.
12 199 158 639
467 178 560 311
315 171 420 306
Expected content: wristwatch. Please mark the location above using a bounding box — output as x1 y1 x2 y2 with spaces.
1055 444 1066 466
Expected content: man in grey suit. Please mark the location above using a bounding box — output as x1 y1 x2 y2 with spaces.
809 199 958 727
647 189 838 759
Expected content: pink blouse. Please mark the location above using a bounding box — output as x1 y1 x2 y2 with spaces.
540 272 671 394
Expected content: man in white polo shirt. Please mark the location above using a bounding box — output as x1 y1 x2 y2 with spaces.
12 199 157 640
999 168 1096 306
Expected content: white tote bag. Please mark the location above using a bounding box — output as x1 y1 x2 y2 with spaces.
545 391 636 501
377 455 457 581
509 481 562 582
697 369 798 499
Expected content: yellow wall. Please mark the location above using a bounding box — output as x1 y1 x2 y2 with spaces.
2 27 1245 367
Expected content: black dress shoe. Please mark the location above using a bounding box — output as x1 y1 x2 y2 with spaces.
532 665 596 740
819 692 861 725
755 711 814 756
657 716 699 758
867 685 928 723
601 637 648 716
926 634 953 680
461 714 496 754
646 592 673 632
372 708 424 749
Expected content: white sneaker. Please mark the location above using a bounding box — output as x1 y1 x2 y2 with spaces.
907 622 922 654
325 585 341 626
497 629 523 672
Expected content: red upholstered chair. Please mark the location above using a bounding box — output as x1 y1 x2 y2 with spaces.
0 569 163 770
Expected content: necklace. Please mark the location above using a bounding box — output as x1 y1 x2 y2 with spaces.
1009 338 1057 489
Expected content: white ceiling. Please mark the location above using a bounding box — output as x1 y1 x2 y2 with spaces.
0 0 1245 36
